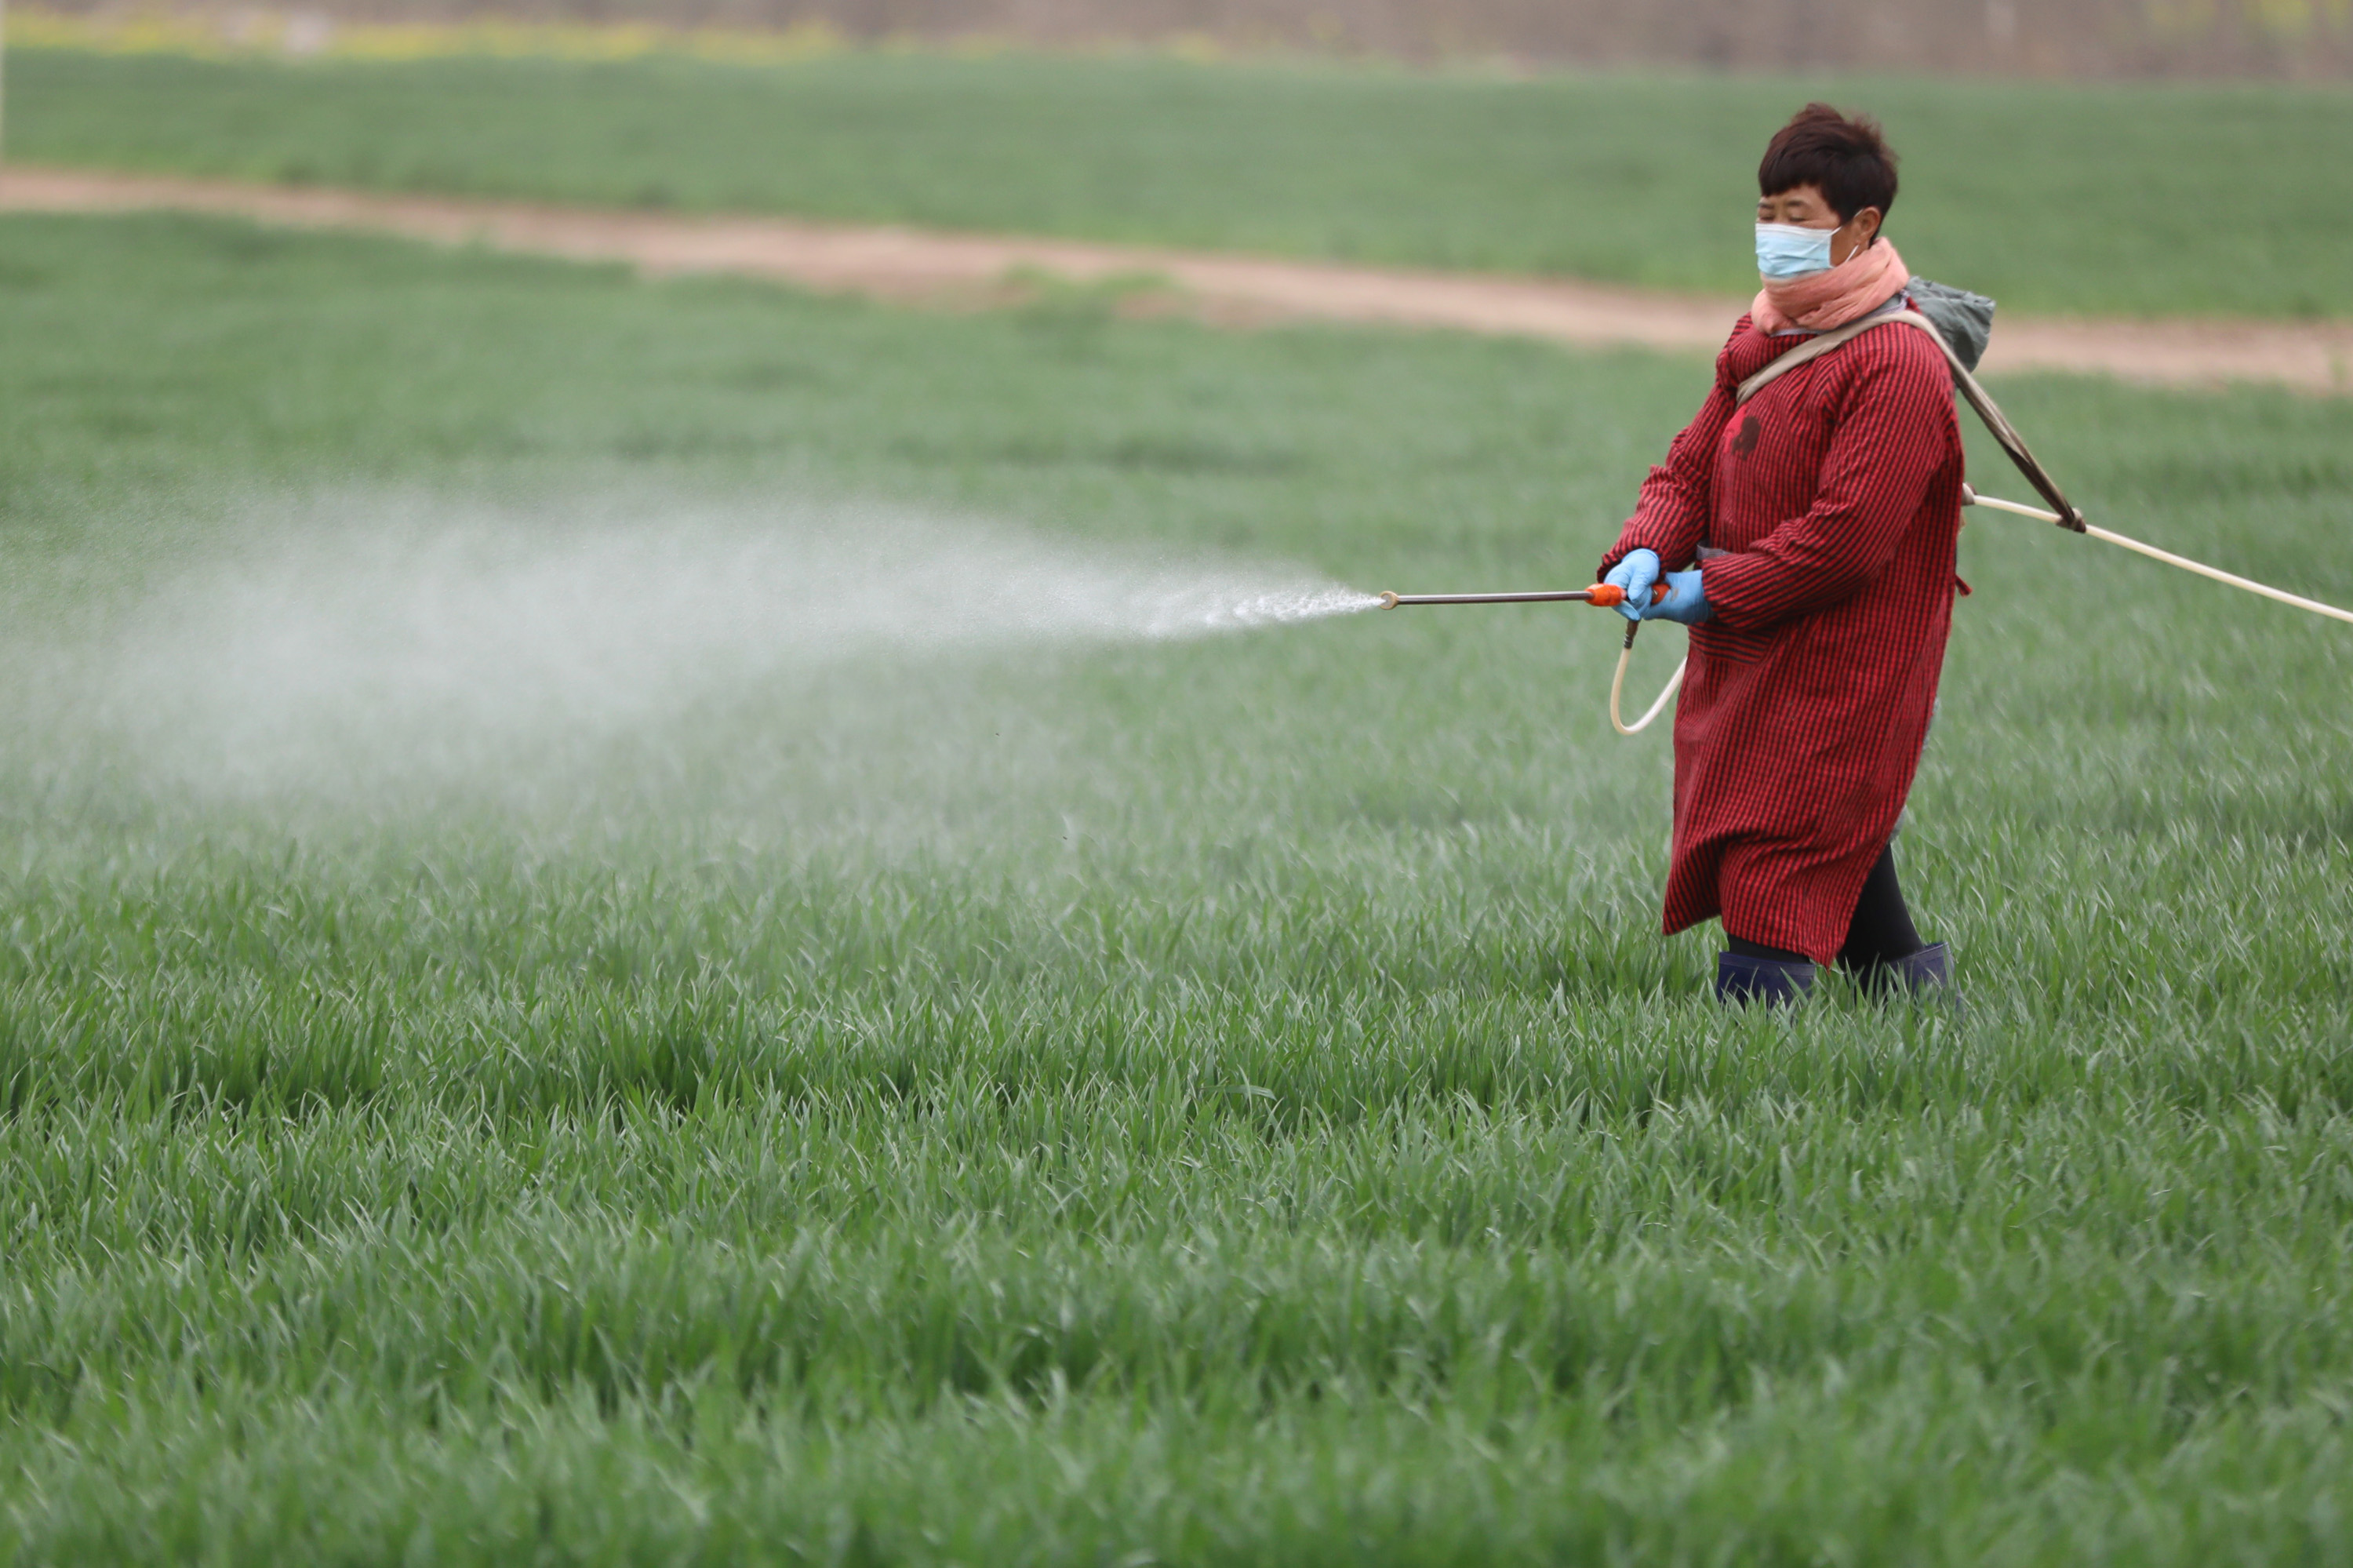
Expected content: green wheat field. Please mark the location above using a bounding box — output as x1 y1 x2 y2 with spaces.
4 49 2353 1566
13 48 2353 317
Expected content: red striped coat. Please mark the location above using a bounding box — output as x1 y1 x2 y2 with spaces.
1600 312 1966 963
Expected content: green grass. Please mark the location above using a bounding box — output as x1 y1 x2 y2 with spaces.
4 211 2353 1562
13 47 2353 318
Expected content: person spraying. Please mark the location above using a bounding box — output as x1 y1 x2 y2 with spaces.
1598 104 1962 1006
1377 111 2351 998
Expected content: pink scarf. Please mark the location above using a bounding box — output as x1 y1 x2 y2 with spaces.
1751 238 1911 334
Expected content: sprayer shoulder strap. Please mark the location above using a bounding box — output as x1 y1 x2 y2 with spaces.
1733 310 2087 532
1734 313 1912 406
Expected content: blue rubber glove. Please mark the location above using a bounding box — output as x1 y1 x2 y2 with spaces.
1602 548 1660 624
1641 568 1712 624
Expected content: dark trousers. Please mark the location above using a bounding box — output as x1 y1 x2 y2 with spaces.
1726 842 1923 968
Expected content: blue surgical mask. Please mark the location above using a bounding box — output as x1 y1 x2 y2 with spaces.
1755 221 1836 282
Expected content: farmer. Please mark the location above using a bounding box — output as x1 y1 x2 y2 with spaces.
1598 103 1963 1006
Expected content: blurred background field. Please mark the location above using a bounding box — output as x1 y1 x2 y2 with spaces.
15 0 2353 77
10 45 2353 317
5 19 2353 1568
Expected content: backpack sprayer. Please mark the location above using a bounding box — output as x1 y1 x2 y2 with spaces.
1377 293 2353 736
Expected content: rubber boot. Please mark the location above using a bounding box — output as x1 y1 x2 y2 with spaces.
1856 942 1961 1010
1715 950 1817 1007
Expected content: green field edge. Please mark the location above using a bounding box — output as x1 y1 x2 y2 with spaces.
10 45 2353 322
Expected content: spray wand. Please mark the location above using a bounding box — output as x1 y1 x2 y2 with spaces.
1375 586 1649 609
1377 582 1682 736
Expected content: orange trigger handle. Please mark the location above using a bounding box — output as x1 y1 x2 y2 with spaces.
1584 583 1669 609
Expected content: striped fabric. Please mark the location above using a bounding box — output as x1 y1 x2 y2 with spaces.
1600 313 1966 963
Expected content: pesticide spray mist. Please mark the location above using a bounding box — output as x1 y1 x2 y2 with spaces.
32 490 1381 804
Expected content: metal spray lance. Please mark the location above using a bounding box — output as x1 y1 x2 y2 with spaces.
1375 581 1682 735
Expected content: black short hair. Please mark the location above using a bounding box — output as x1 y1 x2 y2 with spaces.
1758 104 1898 224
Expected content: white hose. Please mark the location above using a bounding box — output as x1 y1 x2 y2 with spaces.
1610 639 1686 735
1964 487 2353 627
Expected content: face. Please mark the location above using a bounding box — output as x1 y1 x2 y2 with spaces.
1757 184 1882 267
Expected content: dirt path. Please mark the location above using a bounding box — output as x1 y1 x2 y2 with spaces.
7 165 2348 393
